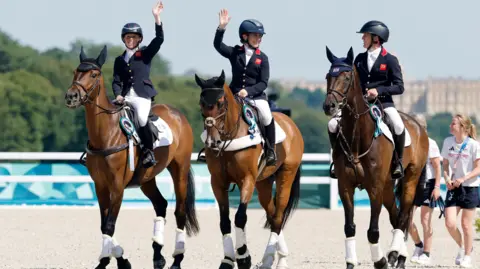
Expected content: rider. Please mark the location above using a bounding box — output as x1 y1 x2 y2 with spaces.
328 20 405 179
199 9 276 166
112 1 164 168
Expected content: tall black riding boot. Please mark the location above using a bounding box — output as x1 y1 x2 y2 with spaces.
264 119 277 167
392 129 406 179
140 126 157 168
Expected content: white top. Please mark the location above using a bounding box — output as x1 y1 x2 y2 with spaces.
367 46 381 72
441 136 480 187
425 137 441 180
245 45 254 64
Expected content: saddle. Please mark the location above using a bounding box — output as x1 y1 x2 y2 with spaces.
120 103 160 145
241 98 267 144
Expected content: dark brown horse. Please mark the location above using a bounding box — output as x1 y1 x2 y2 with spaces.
194 70 304 269
64 46 199 269
322 47 428 269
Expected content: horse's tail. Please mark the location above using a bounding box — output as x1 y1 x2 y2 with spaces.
184 167 200 236
263 165 301 229
394 164 426 240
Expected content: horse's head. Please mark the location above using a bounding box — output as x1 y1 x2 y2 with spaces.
65 46 107 108
195 70 230 147
323 46 355 116
195 69 227 120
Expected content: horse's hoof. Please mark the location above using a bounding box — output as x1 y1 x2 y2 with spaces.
387 251 398 267
219 262 234 269
95 257 110 269
395 255 406 269
237 255 252 269
373 257 388 269
116 257 132 269
346 262 355 269
154 256 166 269
169 266 181 269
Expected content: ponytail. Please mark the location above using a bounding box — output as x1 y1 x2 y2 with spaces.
468 123 477 140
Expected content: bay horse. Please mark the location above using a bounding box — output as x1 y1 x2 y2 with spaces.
322 47 428 269
64 46 199 269
194 70 304 269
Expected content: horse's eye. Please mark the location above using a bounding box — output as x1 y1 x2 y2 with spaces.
91 73 97 78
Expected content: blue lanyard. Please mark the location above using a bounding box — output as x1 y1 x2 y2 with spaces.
453 137 470 169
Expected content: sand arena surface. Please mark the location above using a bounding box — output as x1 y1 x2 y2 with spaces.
0 206 478 269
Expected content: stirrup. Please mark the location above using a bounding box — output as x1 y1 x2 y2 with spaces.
392 162 404 179
265 149 277 166
197 148 207 163
329 163 337 179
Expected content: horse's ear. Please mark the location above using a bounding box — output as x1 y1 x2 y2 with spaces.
96 45 107 68
79 46 87 63
216 69 226 86
346 46 354 65
194 73 205 88
326 46 337 64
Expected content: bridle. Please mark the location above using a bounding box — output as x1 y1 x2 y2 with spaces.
201 87 243 157
68 62 124 115
326 64 376 167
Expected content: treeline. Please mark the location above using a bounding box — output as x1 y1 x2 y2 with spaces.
0 29 466 154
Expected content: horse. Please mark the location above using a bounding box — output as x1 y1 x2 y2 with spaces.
194 70 304 269
64 46 200 269
322 47 428 269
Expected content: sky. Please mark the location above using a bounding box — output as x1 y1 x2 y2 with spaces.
0 0 478 81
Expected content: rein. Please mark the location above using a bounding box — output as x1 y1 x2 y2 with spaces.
203 94 243 158
70 63 131 160
327 68 377 168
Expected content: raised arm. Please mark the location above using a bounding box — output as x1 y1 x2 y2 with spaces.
213 9 234 58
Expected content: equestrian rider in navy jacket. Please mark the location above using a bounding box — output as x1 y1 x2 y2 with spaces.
210 8 276 167
328 20 406 179
112 1 164 168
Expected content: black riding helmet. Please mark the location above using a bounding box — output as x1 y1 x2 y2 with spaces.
357 20 389 43
238 19 266 43
121 22 143 42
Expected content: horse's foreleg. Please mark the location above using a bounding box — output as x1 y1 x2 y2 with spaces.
338 179 357 269
366 184 389 269
212 178 235 269
234 176 255 269
96 179 131 269
140 179 169 269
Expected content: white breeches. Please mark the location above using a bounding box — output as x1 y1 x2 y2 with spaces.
253 99 273 126
328 107 405 135
125 88 151 127
384 107 405 135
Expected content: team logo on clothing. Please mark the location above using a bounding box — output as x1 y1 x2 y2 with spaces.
380 64 387 71
255 58 262 65
135 51 142 57
449 146 454 151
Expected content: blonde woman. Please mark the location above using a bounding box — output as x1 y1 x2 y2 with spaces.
441 114 480 268
408 114 442 265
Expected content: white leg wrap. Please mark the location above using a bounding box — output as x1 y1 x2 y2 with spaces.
223 233 235 260
276 231 289 269
235 226 247 249
399 238 408 257
99 234 124 260
388 229 404 253
260 232 279 269
152 217 165 246
172 228 186 257
370 243 384 263
235 226 250 259
277 231 289 257
345 237 358 265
